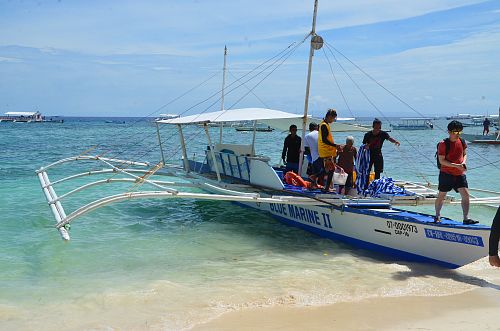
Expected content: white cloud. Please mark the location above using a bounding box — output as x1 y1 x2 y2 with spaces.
0 56 22 63
94 60 131 65
151 66 171 71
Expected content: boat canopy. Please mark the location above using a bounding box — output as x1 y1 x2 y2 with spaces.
158 108 303 125
158 108 368 132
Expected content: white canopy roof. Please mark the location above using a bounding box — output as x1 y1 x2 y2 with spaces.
158 108 302 124
5 111 40 116
158 108 368 132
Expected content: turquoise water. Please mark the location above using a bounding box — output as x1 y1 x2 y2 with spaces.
0 118 499 330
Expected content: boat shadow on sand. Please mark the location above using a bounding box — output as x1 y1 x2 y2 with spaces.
389 262 500 291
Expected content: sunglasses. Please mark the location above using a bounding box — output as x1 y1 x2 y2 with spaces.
450 130 462 135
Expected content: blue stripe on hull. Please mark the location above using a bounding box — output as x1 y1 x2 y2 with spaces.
233 202 460 269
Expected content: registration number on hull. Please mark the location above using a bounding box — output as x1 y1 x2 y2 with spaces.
386 220 418 237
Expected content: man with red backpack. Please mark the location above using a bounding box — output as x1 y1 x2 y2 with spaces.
434 120 478 225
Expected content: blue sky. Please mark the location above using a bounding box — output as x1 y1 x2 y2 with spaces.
1 0 499 117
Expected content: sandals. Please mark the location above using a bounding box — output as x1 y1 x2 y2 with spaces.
433 216 479 225
463 218 479 225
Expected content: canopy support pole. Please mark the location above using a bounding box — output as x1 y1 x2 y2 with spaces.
155 122 166 164
298 0 319 176
204 124 222 181
177 124 190 172
251 120 257 156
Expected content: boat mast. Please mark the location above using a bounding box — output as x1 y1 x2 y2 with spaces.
298 0 322 175
219 46 227 144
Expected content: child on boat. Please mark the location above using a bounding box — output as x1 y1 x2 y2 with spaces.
337 136 357 195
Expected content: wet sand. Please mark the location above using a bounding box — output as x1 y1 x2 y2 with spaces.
192 287 500 331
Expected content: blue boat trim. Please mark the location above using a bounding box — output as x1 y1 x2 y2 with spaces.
424 228 484 247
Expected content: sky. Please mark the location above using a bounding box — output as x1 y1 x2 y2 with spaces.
1 0 499 117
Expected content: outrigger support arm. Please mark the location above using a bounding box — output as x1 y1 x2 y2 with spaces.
54 190 391 231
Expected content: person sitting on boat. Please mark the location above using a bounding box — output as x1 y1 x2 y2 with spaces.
318 109 342 193
337 136 357 195
303 122 320 184
282 124 301 173
483 117 491 135
434 120 478 225
362 118 400 188
489 207 500 267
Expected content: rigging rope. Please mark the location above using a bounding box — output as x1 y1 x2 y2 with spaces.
321 48 356 119
227 70 270 109
322 42 437 172
324 40 500 171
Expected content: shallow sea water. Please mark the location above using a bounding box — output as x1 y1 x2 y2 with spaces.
0 118 499 330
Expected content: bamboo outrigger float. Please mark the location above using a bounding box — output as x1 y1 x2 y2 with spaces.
37 0 499 268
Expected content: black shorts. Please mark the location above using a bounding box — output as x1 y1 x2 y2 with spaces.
312 157 324 176
438 172 468 193
369 154 384 174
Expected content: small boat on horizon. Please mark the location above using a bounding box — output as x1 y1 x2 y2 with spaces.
446 113 474 120
235 124 274 132
390 118 433 130
154 113 180 121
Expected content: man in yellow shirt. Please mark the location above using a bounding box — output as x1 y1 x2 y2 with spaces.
318 109 342 193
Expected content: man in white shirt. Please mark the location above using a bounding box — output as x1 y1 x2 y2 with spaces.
303 122 320 184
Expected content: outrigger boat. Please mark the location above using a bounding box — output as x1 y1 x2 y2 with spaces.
36 0 499 269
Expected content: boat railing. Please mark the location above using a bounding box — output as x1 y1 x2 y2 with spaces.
205 150 252 182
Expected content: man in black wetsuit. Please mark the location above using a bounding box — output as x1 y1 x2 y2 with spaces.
363 118 400 188
282 124 301 173
489 207 500 267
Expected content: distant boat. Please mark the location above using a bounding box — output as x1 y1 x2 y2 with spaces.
0 111 43 123
0 111 64 123
105 120 126 124
154 113 179 121
235 125 274 132
446 113 474 120
390 118 433 130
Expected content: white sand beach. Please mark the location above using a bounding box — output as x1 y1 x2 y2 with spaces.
193 287 500 331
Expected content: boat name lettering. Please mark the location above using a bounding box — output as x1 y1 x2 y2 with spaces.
269 203 327 227
424 228 484 247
